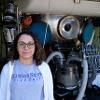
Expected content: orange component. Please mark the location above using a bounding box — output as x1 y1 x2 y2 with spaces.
22 16 32 27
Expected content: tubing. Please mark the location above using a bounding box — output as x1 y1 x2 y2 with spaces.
46 51 88 100
66 54 88 100
45 51 64 65
76 53 88 100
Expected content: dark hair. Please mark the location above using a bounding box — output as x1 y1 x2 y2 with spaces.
8 31 46 65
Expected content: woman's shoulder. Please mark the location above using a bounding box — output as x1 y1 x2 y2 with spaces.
2 61 10 68
1 60 15 71
38 61 50 70
41 61 49 67
0 61 11 75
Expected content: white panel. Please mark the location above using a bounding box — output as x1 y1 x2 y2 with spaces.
14 0 100 16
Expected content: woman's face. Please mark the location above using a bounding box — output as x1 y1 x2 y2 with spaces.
17 34 35 60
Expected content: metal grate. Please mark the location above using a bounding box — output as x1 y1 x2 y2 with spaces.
80 44 100 86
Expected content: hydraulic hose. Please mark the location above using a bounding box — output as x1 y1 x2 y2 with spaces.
66 54 88 100
76 53 88 100
45 51 64 65
46 51 88 100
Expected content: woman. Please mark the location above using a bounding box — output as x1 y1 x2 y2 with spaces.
0 31 54 100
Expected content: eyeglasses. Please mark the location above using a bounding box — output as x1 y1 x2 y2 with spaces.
17 41 35 49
